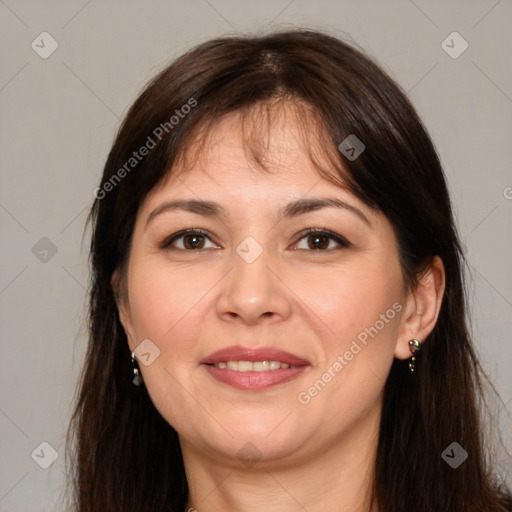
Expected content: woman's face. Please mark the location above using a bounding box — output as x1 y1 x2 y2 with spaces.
119 104 414 468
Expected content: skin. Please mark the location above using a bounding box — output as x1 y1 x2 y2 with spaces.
116 102 445 512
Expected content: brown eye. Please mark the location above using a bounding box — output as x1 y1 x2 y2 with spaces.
182 233 206 249
307 234 330 250
161 229 219 250
294 229 351 251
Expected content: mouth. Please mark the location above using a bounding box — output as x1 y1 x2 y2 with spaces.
201 346 310 390
212 360 298 371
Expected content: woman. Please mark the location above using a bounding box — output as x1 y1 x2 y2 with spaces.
66 29 512 511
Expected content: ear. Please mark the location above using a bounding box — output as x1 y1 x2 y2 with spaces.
111 270 136 350
394 256 446 360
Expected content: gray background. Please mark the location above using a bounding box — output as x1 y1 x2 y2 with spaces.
1 1 511 510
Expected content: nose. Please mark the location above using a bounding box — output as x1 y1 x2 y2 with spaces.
215 246 292 326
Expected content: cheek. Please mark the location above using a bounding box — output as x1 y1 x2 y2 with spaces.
125 259 214 429
291 258 404 420
126 257 215 340
295 272 401 430
295 256 403 346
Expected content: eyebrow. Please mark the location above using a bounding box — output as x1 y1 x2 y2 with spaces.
146 197 371 227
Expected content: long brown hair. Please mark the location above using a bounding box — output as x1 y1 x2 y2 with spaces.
65 29 511 511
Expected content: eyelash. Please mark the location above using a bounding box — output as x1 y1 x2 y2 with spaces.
159 228 351 252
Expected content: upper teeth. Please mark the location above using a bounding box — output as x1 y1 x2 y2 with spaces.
214 360 296 371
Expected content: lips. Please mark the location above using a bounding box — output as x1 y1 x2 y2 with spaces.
201 345 310 391
201 346 310 366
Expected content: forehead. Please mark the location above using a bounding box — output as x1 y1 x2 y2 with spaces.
153 98 347 195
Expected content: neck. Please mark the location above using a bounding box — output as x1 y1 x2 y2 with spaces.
181 405 381 512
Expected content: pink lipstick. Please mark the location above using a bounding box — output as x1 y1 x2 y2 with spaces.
201 346 310 390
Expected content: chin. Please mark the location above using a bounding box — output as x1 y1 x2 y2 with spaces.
214 434 305 469
179 415 308 465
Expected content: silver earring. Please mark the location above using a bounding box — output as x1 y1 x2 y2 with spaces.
131 351 143 386
408 339 421 373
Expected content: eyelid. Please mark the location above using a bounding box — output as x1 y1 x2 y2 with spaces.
159 228 219 250
159 227 351 251
292 228 351 250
